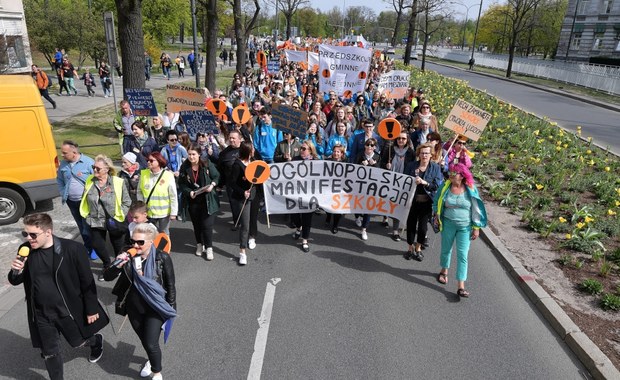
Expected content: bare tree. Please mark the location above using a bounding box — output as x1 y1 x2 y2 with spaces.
277 0 309 39
417 0 449 71
386 0 408 46
402 0 419 66
229 0 260 74
502 0 543 77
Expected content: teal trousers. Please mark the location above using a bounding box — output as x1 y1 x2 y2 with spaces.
440 218 472 281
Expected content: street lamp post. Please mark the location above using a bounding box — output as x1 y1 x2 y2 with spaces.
451 2 481 51
565 0 580 61
470 0 483 61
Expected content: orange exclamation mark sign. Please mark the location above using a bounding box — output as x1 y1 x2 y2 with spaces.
386 121 395 139
244 161 271 185
251 165 265 183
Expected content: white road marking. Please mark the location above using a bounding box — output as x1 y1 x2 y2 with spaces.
247 278 281 380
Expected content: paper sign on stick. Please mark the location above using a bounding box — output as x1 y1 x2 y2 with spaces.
318 44 371 97
166 84 207 113
443 99 491 141
271 103 308 137
180 110 219 138
126 88 158 117
377 71 410 100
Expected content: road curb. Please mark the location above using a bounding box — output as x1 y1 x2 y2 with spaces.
481 228 620 379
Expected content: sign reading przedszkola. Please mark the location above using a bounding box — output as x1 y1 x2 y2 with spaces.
318 45 371 97
165 84 207 113
443 99 492 141
125 88 158 116
264 161 416 222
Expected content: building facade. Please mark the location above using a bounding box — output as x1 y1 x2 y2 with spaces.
0 0 32 74
557 0 620 62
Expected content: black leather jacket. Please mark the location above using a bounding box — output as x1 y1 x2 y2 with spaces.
104 250 176 310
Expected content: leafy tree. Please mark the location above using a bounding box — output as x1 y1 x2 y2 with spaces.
386 0 408 47
277 0 309 40
502 0 545 78
142 0 191 45
297 8 326 37
229 0 260 74
417 0 449 71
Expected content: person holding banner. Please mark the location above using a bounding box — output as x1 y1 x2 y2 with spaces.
325 144 348 234
404 143 444 261
123 121 159 169
103 223 176 380
355 138 382 241
291 140 320 252
381 132 416 241
179 143 220 260
229 142 260 265
433 163 487 298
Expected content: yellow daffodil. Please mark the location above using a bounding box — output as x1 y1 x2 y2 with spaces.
509 153 515 159
605 167 610 172
588 159 595 166
482 151 488 157
563 144 568 148
558 217 567 223
615 200 620 207
608 209 617 216
576 222 585 229
584 216 594 224
556 146 561 151
533 130 540 136
535 184 544 190
586 150 592 155
587 137 592 143
565 234 572 239
537 139 543 144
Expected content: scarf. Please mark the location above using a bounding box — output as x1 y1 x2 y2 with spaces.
391 147 407 174
136 134 148 147
133 245 177 342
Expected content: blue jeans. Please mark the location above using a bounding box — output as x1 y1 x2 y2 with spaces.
66 199 93 253
439 218 472 281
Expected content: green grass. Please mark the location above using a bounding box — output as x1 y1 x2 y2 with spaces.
51 69 237 161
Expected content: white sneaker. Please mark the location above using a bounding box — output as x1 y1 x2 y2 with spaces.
140 361 152 377
248 238 256 250
205 247 214 261
361 230 368 241
152 374 163 380
239 253 247 265
195 243 203 256
355 217 362 227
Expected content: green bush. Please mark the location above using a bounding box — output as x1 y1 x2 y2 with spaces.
600 293 620 311
579 279 603 295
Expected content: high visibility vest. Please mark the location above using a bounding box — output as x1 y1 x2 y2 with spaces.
139 169 174 218
79 175 126 221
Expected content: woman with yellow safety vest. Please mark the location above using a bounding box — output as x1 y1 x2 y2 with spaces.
80 154 132 280
137 152 178 236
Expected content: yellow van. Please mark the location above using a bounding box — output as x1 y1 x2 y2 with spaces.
0 75 59 225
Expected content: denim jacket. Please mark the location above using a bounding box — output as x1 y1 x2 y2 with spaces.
56 154 95 204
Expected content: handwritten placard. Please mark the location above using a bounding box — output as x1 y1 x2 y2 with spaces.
180 110 219 138
443 99 491 141
125 88 158 116
271 103 308 137
166 84 207 113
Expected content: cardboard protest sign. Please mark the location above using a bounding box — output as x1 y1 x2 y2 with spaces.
165 84 207 113
205 98 227 116
377 70 410 99
271 103 308 137
443 99 492 141
284 50 306 63
264 161 415 222
179 110 218 138
125 88 158 117
318 44 371 97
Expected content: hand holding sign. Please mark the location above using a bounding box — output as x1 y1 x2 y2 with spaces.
235 161 270 228
232 105 252 125
377 118 402 140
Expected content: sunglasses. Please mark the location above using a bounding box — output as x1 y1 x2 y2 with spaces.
366 144 375 147
129 239 146 246
397 137 407 140
147 159 157 163
22 231 44 239
421 106 430 109
92 165 106 172
300 147 308 151
456 141 466 145
168 138 178 142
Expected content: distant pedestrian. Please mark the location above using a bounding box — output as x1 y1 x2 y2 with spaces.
56 67 69 96
60 58 78 96
81 70 97 97
98 61 112 98
187 50 195 75
220 49 228 66
145 52 152 81
468 57 475 70
229 50 234 66
31 65 56 109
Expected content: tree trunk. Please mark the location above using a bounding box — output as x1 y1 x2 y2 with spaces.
233 0 245 74
403 2 418 66
204 0 217 91
506 35 517 78
391 11 402 47
115 0 146 95
285 13 292 40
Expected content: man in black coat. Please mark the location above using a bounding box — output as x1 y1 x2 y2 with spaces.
8 213 109 380
218 130 243 227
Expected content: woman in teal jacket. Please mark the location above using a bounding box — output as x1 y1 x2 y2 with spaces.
432 163 487 298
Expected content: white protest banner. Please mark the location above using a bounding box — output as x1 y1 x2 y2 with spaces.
443 99 492 141
284 49 307 63
377 70 410 99
318 44 371 97
166 84 207 113
264 161 415 222
308 52 319 73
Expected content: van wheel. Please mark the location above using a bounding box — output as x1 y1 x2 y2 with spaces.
0 188 26 226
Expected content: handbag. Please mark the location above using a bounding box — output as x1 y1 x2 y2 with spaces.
98 192 128 233
430 214 440 234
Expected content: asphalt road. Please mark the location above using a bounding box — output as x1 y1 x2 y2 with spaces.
416 61 620 156
0 203 588 379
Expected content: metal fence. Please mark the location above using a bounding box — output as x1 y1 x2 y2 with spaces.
428 48 620 96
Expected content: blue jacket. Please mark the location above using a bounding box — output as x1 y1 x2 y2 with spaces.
326 135 349 158
160 144 188 172
432 180 487 231
304 134 325 159
404 160 444 201
253 121 282 162
56 154 95 204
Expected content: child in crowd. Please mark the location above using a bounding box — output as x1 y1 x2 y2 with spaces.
81 70 96 97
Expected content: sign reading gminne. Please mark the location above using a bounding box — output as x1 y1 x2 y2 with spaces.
180 110 219 139
271 103 308 137
318 44 371 97
166 84 207 113
125 88 158 117
263 161 416 223
443 99 491 141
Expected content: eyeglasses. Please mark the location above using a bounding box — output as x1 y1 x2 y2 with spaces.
147 159 157 163
347 111 353 114
22 231 44 239
388 102 395 105
449 171 461 176
397 137 407 140
365 144 375 147
168 138 178 142
300 147 308 151
129 239 146 246
421 106 430 109
92 165 106 172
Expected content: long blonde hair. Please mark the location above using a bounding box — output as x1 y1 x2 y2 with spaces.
94 154 117 176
